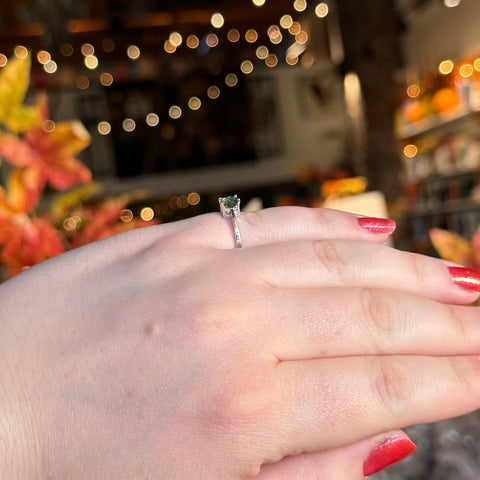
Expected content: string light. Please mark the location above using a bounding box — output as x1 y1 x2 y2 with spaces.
14 45 28 59
42 120 56 132
97 121 111 135
293 0 307 12
146 113 159 126
256 45 269 59
444 0 461 6
439 59 454 74
44 60 58 73
0 54 7 67
187 192 201 205
265 54 278 68
315 2 329 17
76 76 89 89
120 209 134 222
225 73 238 87
280 15 293 29
84 55 99 69
207 86 221 99
252 0 266 6
188 97 202 110
227 29 240 42
140 207 155 221
296 31 309 44
240 60 254 74
474 58 480 72
206 34 219 47
169 105 182 119
407 84 421 98
286 53 299 65
460 63 474 78
186 35 200 49
211 12 225 28
169 32 183 47
245 29 259 43
288 22 301 35
164 40 176 54
81 43 94 56
36 50 51 64
403 144 418 158
122 118 136 132
100 72 114 86
127 45 141 60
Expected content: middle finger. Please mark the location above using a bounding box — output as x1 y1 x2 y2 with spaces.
258 287 480 361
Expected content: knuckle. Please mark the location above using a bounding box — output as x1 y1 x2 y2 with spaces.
359 289 406 353
448 356 480 396
313 240 352 283
373 360 410 413
198 371 277 435
407 253 430 289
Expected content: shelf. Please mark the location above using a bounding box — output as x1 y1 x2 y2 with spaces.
396 106 480 140
406 198 480 217
406 168 480 185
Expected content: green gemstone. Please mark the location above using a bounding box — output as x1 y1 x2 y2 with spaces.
219 196 238 208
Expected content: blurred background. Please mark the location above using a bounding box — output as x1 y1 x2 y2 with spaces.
2 0 480 477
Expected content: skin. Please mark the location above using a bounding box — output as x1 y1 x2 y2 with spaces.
1 206 480 479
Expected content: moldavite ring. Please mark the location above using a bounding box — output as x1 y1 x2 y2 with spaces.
219 195 242 248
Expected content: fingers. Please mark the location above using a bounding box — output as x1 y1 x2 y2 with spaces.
259 288 480 361
181 207 395 249
257 431 416 480
232 239 480 304
269 355 480 458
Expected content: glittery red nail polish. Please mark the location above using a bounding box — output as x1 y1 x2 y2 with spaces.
448 266 480 294
363 436 416 476
357 217 396 234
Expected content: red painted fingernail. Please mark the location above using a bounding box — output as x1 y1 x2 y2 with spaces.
363 436 416 476
357 217 396 234
448 266 480 294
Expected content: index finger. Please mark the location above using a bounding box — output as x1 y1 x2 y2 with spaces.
182 206 396 249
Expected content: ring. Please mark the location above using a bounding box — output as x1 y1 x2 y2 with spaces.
219 195 242 248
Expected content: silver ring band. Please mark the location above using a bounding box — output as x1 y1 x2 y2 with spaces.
219 195 242 248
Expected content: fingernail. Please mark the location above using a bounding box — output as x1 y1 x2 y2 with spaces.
363 436 416 476
448 266 480 294
357 217 396 234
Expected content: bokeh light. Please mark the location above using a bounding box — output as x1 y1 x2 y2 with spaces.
225 73 238 86
186 35 200 49
140 207 155 221
207 86 221 99
169 105 182 119
315 2 329 17
122 118 136 132
403 144 418 158
127 45 141 60
188 97 202 110
14 45 28 58
146 113 159 126
227 29 241 42
211 12 225 28
439 59 454 75
97 121 111 135
240 60 254 74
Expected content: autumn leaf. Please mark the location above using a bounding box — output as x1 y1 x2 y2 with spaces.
0 54 41 132
0 94 92 190
429 228 473 266
0 215 64 276
0 168 44 218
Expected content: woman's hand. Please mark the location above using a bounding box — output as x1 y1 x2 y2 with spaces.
1 207 480 479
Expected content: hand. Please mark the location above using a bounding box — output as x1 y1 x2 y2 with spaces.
1 207 480 479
